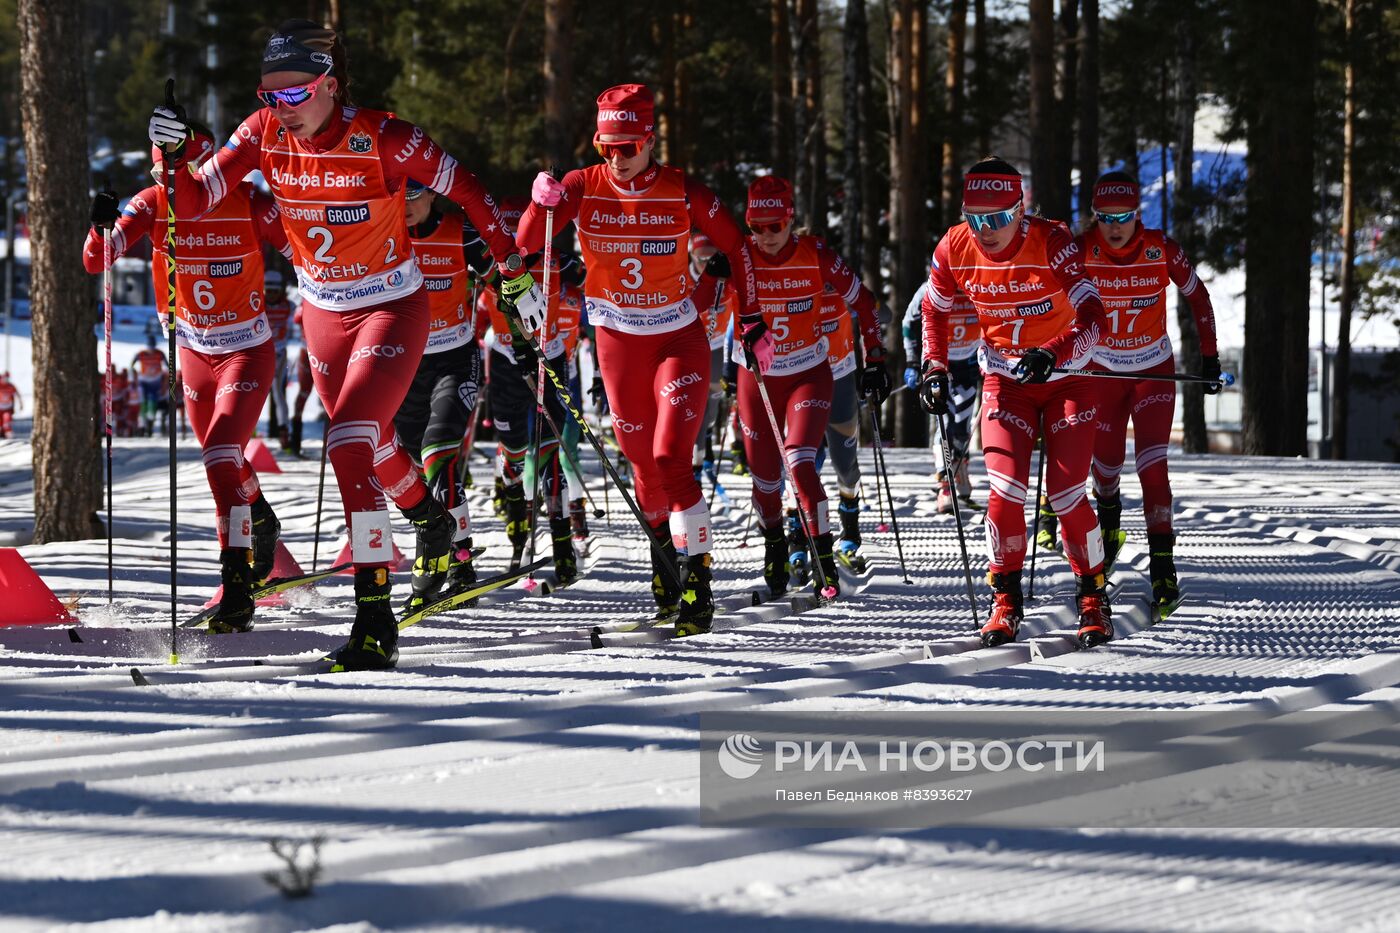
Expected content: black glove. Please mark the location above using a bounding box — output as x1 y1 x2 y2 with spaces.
1014 347 1057 385
510 329 539 373
91 191 120 231
861 355 893 405
589 374 608 414
1200 355 1222 395
722 359 739 396
703 253 731 279
917 360 950 416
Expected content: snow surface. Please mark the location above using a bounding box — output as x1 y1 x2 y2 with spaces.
1 426 1399 930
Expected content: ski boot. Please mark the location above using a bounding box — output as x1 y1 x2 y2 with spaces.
835 493 867 573
569 497 590 544
786 509 810 587
249 494 281 583
289 417 303 457
935 473 957 515
1095 494 1126 575
980 570 1023 647
761 524 790 599
1076 571 1114 648
504 483 530 570
208 547 256 634
730 438 749 476
813 531 840 600
674 552 714 637
278 424 291 452
401 495 454 614
1035 496 1060 552
331 567 399 671
1148 532 1181 618
650 535 682 624
493 476 508 519
445 538 479 605
551 514 579 587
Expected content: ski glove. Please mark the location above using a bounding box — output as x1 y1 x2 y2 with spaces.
1014 347 1057 385
500 268 547 336
917 360 950 416
903 366 919 391
531 172 565 208
148 106 189 155
861 352 893 404
703 252 731 279
1201 355 1223 395
91 191 120 231
739 316 776 374
589 374 608 415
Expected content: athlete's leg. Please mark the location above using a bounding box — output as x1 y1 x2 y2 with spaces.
737 366 785 531
979 374 1038 574
1042 376 1104 578
823 371 861 499
1129 359 1178 536
1090 375 1133 503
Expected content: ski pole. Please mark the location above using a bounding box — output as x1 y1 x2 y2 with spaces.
521 366 605 520
707 393 731 513
865 393 912 585
936 409 980 627
160 78 182 665
1028 419 1046 601
870 400 887 532
1052 366 1234 388
523 205 555 587
751 364 834 599
102 225 115 605
312 433 328 571
512 320 685 593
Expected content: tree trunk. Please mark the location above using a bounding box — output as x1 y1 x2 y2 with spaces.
1076 0 1098 221
543 0 575 173
855 1 882 300
18 0 101 543
1028 0 1056 215
1173 7 1207 454
1330 0 1357 460
842 0 866 265
890 0 927 447
974 0 990 156
791 0 825 234
771 0 795 180
942 0 968 228
1052 0 1078 223
1241 0 1316 457
653 11 678 164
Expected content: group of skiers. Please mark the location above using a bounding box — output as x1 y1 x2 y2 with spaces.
74 19 1218 670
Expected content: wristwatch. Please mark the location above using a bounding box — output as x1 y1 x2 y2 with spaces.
502 253 524 275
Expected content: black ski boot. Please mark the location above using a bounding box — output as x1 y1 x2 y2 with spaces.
1035 495 1060 552
762 523 790 599
786 509 809 586
980 570 1023 647
835 493 866 572
445 537 479 603
1097 494 1125 575
675 552 714 637
1076 571 1114 648
289 417 303 456
650 533 682 623
401 495 454 614
209 547 256 634
1148 532 1181 618
249 494 281 583
331 567 399 671
493 476 508 519
551 514 579 587
504 483 530 570
813 531 840 600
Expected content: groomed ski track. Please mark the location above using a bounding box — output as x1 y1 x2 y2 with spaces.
1 436 1399 931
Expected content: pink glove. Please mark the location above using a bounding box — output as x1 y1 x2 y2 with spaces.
532 172 565 208
741 318 777 375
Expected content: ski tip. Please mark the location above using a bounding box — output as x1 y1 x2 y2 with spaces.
129 667 151 686
750 591 763 606
68 628 83 643
589 631 604 649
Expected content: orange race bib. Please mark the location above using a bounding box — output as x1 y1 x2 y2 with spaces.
820 287 857 379
1081 227 1173 371
739 235 826 376
411 212 474 354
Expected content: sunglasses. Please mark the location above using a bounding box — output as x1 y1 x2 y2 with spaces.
749 220 789 235
963 207 1019 232
257 63 333 109
593 135 651 160
1094 210 1137 225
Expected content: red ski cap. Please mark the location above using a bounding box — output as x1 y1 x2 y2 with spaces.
595 84 654 138
690 232 714 251
1092 171 1140 213
962 158 1024 212
746 175 794 224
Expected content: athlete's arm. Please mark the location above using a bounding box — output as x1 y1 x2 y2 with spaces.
377 118 521 267
685 176 757 318
816 240 881 355
1042 224 1106 366
81 186 158 274
1165 236 1218 357
516 170 587 253
921 239 958 369
458 220 495 278
249 188 294 261
172 111 267 219
902 282 927 360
